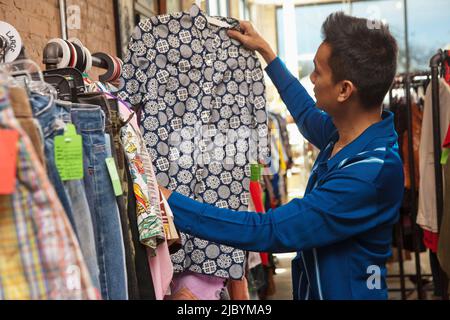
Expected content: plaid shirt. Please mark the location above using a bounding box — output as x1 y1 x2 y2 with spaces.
0 85 99 300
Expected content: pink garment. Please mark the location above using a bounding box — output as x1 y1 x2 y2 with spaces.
120 101 174 300
166 272 226 300
118 99 139 131
148 242 174 300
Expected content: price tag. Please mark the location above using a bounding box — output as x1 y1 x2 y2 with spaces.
105 157 123 196
54 124 83 180
441 148 450 165
0 129 19 194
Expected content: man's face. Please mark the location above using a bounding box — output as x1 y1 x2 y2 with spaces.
309 42 342 114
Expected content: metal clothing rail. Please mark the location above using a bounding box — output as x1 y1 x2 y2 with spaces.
429 49 450 300
388 71 431 300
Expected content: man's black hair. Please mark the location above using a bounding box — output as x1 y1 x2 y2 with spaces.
321 12 398 109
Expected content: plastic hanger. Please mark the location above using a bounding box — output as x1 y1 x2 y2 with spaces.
44 74 73 101
43 67 85 103
0 58 57 99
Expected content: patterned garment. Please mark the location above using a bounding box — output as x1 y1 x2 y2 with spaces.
160 191 179 245
0 85 98 300
120 122 165 254
117 4 270 280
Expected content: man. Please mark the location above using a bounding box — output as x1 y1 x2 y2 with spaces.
160 12 403 300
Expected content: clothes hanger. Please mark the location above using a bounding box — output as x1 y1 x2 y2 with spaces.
43 67 85 102
43 74 73 101
0 55 57 100
194 0 233 28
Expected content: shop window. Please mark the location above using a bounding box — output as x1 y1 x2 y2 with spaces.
207 0 229 17
276 0 450 78
239 0 250 20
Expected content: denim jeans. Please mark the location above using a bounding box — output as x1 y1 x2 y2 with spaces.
70 104 128 300
79 94 139 299
29 94 77 232
109 102 140 299
64 179 101 291
30 95 101 292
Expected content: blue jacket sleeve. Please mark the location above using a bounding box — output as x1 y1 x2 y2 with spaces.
265 57 336 150
168 166 399 253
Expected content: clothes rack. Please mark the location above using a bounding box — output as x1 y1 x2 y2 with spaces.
388 72 432 299
429 48 450 300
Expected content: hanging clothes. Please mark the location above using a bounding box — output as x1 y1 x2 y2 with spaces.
417 79 450 233
70 104 128 300
9 86 46 166
118 93 175 300
437 118 450 279
0 84 98 300
29 94 101 292
389 95 426 253
116 3 270 283
402 102 423 190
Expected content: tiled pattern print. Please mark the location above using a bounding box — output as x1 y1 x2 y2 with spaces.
117 4 270 280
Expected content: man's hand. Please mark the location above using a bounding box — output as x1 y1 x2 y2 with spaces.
159 186 172 200
227 21 277 64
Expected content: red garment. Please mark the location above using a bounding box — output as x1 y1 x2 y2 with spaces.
444 60 450 86
423 229 439 253
443 124 450 148
249 179 269 266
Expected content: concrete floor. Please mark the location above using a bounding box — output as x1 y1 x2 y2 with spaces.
266 253 296 300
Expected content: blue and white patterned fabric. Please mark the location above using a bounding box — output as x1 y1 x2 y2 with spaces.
117 4 270 280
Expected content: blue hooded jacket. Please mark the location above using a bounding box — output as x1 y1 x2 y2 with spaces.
167 57 404 300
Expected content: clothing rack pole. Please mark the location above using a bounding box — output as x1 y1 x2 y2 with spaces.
395 201 407 300
91 55 109 69
429 49 449 300
403 0 424 299
59 0 68 40
388 87 407 300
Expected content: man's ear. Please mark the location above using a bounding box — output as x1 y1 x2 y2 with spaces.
337 80 356 103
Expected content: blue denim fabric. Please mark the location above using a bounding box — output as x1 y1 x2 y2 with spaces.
30 95 101 291
54 101 101 292
29 94 76 231
70 105 128 300
104 131 128 293
64 179 101 291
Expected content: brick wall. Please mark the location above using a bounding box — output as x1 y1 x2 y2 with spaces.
0 0 61 67
66 0 117 59
0 0 117 79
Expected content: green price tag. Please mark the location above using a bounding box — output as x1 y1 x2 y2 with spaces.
54 124 83 181
441 148 450 165
106 157 123 196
